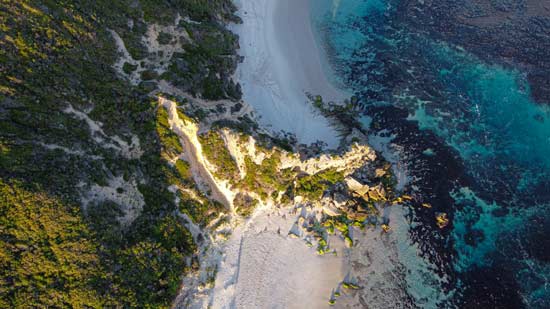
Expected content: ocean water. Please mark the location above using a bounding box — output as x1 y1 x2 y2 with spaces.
311 0 550 307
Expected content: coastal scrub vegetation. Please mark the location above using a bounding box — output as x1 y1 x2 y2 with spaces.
178 191 225 226
0 0 238 307
295 168 345 200
156 105 184 157
0 179 103 308
0 0 396 306
198 130 239 181
238 152 294 201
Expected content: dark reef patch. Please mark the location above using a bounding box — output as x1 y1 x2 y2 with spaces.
460 265 526 309
395 0 550 104
340 1 550 306
362 104 466 294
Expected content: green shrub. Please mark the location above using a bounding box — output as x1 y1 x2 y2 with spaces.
141 69 159 81
156 106 183 156
295 168 344 200
233 192 259 217
179 191 224 226
198 131 238 181
123 62 138 74
238 152 294 201
175 159 193 183
157 32 172 45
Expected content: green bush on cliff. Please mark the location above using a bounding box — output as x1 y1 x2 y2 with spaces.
238 152 294 201
295 168 345 200
156 106 183 156
175 159 193 183
179 191 225 226
198 130 239 181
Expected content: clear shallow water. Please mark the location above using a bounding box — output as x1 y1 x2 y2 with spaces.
420 42 550 170
312 0 550 307
311 0 390 93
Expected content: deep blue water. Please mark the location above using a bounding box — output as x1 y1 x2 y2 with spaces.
313 0 550 307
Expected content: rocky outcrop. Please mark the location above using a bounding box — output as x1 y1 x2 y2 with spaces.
435 212 450 229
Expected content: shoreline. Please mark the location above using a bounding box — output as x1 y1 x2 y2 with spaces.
231 0 349 148
198 1 368 307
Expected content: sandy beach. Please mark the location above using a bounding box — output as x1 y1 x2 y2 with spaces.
209 205 346 308
232 0 348 148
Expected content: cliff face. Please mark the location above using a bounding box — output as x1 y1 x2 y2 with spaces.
156 96 406 308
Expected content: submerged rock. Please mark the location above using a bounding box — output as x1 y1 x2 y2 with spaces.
435 212 450 229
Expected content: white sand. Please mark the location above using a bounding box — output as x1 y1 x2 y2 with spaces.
232 0 349 148
210 206 346 309
63 104 143 159
80 176 145 226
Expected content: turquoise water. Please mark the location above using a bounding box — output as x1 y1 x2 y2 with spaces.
312 0 550 307
311 0 389 88
421 42 550 169
450 186 550 307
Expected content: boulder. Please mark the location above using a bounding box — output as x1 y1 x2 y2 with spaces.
345 177 370 196
322 204 342 217
346 209 368 221
375 168 387 178
367 184 387 201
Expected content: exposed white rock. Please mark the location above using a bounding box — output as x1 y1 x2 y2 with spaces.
80 176 145 226
345 177 370 196
280 143 376 176
219 129 266 179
